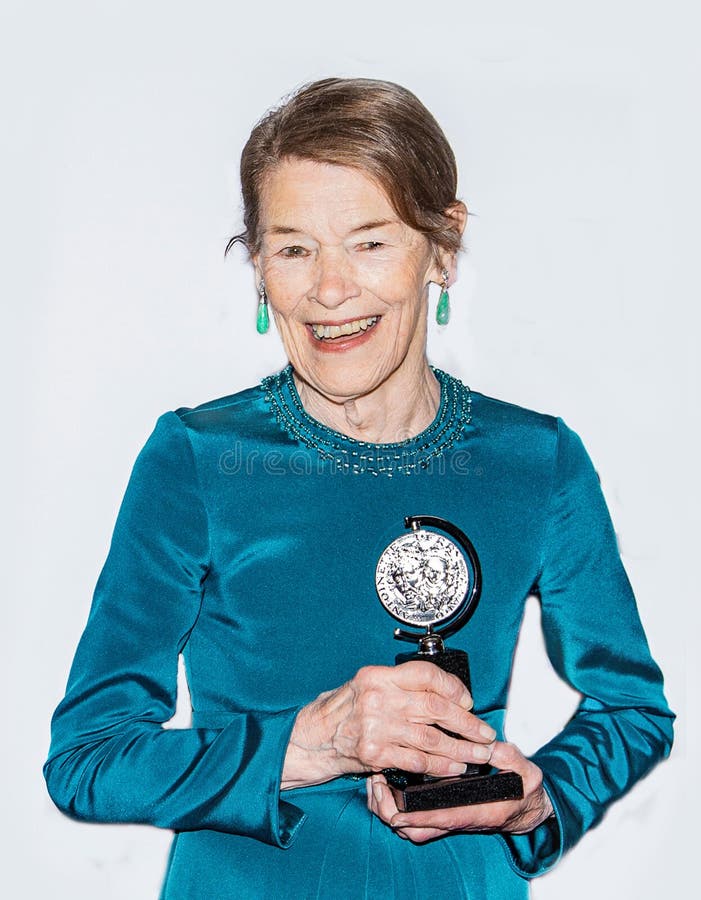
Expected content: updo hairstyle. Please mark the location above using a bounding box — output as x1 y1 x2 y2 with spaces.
226 77 463 262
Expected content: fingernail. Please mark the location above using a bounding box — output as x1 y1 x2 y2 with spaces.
373 783 383 803
479 724 496 740
448 762 466 775
474 744 492 761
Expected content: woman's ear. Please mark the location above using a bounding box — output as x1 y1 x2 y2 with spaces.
251 256 263 289
446 201 468 239
430 201 468 286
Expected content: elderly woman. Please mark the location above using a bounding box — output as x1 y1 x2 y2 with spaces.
44 78 674 899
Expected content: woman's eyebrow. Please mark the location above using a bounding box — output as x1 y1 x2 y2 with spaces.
264 225 304 236
264 218 399 238
348 218 398 234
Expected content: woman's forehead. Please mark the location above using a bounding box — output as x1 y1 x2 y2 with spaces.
260 159 392 215
257 158 415 241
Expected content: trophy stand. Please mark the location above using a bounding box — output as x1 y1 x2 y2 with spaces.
375 515 523 813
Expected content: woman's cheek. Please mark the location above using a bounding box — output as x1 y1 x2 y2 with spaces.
267 274 312 311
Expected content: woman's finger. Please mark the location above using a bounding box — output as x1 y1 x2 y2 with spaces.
366 774 449 843
367 774 399 823
403 694 497 745
488 741 530 774
390 797 516 834
385 742 553 836
395 824 449 843
356 721 495 777
353 663 496 745
389 660 473 709
394 722 496 770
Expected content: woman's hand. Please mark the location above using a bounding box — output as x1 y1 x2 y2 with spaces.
281 661 497 790
365 741 554 843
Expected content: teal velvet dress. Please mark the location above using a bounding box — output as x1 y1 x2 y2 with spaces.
44 367 674 899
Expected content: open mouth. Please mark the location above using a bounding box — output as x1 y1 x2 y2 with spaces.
310 316 379 341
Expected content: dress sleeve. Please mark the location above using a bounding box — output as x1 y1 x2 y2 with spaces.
499 418 675 877
43 412 306 848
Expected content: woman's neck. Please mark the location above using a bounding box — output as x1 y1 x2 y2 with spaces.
294 361 441 444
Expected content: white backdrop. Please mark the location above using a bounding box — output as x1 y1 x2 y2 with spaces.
2 1 697 897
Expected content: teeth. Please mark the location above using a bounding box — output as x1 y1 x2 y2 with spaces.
311 316 378 340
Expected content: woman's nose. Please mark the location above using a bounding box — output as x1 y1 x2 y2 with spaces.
309 252 361 309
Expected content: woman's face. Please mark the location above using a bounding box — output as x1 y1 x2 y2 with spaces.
253 158 448 404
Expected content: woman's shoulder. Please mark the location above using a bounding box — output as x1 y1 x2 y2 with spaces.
464 384 596 483
468 388 565 470
470 387 560 432
170 381 269 436
441 365 557 430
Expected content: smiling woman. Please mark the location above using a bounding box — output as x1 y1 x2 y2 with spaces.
44 78 674 900
253 158 461 433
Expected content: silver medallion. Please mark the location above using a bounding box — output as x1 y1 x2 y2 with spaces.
375 529 469 627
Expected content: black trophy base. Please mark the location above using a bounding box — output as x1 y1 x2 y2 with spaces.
387 645 523 812
384 766 524 813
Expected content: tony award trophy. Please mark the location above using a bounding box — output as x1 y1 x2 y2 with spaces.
375 514 524 813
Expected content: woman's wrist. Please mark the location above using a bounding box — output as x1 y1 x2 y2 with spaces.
539 786 555 822
280 685 356 790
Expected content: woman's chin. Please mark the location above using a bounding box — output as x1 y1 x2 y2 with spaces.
294 361 388 407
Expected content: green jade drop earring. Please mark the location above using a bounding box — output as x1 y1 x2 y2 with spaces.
436 268 450 325
256 279 269 334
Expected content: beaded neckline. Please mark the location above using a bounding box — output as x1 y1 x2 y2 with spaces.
261 365 472 477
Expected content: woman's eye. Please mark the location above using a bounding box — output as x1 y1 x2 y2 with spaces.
280 246 308 258
361 241 383 251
